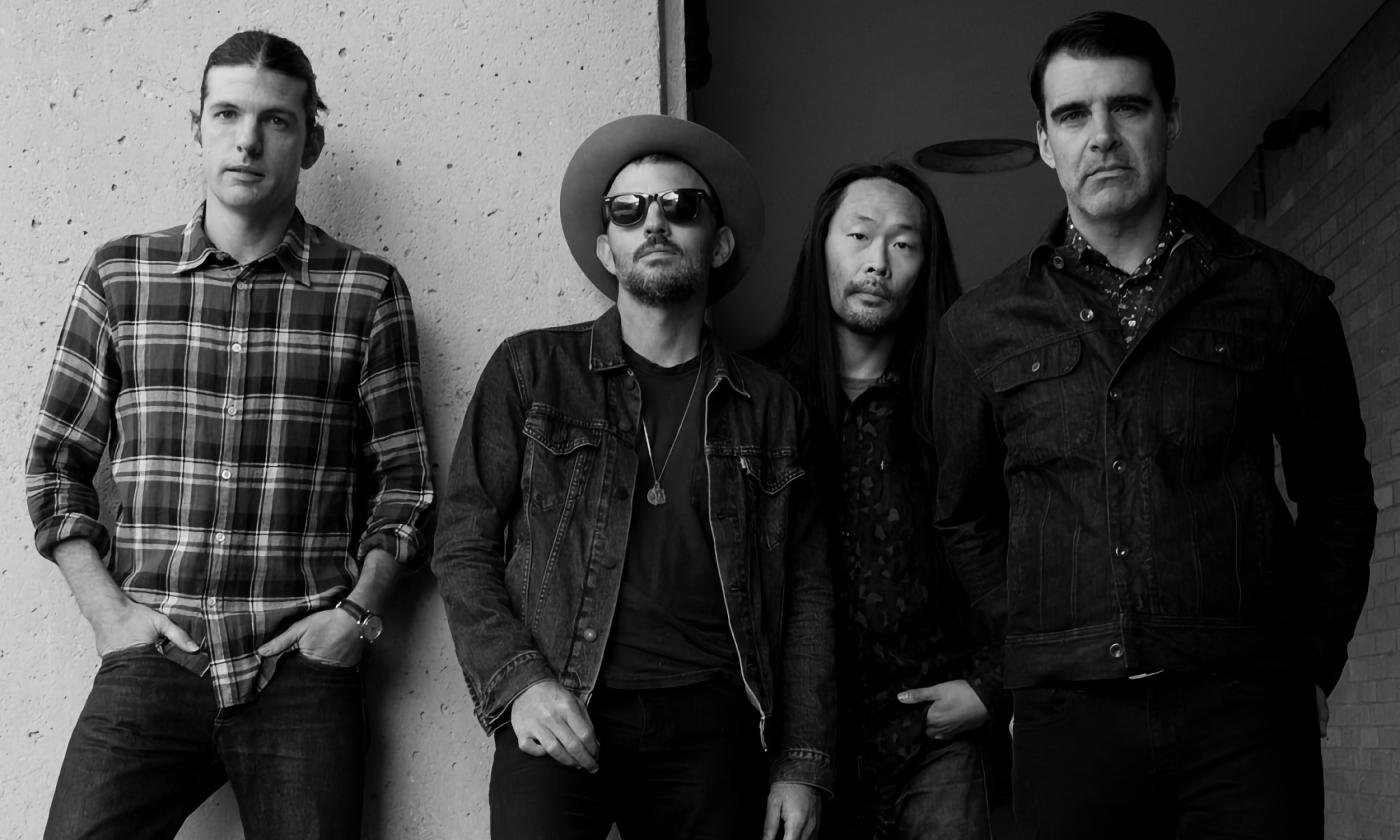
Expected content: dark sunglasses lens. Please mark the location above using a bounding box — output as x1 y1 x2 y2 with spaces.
662 190 704 222
607 194 646 226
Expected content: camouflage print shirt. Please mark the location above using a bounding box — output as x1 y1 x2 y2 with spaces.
832 373 985 780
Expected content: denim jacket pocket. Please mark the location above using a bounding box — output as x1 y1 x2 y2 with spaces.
1162 329 1266 449
521 406 606 513
739 451 804 550
986 337 1091 461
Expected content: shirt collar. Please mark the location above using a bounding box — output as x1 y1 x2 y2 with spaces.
173 203 316 286
587 306 750 398
1062 196 1184 277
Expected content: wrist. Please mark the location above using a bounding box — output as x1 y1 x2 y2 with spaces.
336 598 384 644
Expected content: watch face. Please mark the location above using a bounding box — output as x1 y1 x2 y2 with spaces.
361 614 385 644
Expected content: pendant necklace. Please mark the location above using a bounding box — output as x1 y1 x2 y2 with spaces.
640 359 704 506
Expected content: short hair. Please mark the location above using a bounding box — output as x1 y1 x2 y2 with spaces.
1029 11 1176 121
199 31 327 131
762 162 961 448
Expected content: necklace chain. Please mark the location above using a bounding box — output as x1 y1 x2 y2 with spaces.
640 358 704 506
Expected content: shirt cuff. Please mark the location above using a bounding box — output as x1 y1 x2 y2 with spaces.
34 514 110 561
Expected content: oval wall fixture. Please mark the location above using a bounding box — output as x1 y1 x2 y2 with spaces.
915 138 1038 174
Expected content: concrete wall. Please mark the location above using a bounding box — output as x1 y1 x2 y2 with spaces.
0 1 672 836
1210 1 1400 836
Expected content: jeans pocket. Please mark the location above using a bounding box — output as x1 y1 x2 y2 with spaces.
294 651 360 674
99 641 164 663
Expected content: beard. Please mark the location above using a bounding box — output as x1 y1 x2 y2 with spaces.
617 237 707 306
834 283 904 336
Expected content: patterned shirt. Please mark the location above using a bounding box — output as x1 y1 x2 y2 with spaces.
1061 198 1185 345
27 206 434 709
834 373 978 779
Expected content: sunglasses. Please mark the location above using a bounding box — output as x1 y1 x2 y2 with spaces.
601 189 718 227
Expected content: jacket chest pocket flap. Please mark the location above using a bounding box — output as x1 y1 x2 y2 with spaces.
522 407 606 512
984 338 1088 457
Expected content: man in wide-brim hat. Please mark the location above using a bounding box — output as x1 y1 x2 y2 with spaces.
434 114 836 839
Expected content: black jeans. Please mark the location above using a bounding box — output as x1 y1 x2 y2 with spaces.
1011 672 1321 840
45 646 366 840
489 679 768 839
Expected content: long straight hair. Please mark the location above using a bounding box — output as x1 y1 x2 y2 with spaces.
763 162 961 450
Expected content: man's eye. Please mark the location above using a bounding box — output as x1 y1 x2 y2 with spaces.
847 232 869 241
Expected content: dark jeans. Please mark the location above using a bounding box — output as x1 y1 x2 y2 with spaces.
489 679 768 839
824 736 989 840
1012 672 1322 840
45 645 366 840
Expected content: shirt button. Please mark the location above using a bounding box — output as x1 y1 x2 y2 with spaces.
582 628 598 642
1114 545 1130 558
1030 361 1042 373
231 342 243 353
226 405 238 416
220 468 232 480
214 533 226 543
1079 308 1095 322
206 597 219 609
1109 642 1125 659
1051 255 1066 269
1112 459 1127 474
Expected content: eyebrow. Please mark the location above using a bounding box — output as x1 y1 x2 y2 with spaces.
204 100 300 121
1049 93 1153 122
847 213 920 231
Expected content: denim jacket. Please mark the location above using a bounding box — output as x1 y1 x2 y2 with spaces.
434 307 836 789
933 196 1376 694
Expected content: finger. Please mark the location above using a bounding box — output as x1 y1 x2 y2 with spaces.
762 796 783 840
517 733 548 758
256 626 301 658
540 732 587 770
562 706 601 763
156 617 200 653
898 686 939 704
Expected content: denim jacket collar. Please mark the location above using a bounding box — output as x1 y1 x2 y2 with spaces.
587 306 752 400
1025 192 1258 280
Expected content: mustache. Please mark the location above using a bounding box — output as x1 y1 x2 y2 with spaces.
844 279 890 299
634 235 679 260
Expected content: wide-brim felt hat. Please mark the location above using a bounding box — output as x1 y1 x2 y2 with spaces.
560 114 765 303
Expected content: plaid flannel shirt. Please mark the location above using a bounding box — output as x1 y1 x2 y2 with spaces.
27 206 434 709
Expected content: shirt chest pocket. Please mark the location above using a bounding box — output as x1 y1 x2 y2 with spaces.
1161 329 1266 448
986 337 1094 462
522 407 607 514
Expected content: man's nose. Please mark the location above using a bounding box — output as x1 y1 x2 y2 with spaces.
236 119 263 156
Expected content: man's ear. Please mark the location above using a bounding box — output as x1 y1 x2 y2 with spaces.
191 109 202 146
595 233 619 276
1165 98 1182 149
302 125 325 169
710 226 735 268
1036 120 1056 170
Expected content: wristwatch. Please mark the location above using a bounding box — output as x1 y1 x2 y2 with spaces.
336 598 384 644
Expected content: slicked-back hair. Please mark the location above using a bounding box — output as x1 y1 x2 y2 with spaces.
1029 11 1175 121
199 30 327 131
762 162 961 450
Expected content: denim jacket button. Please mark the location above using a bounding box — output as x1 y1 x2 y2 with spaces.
1214 343 1227 355
1112 459 1127 474
1030 361 1042 373
582 628 598 642
1079 307 1095 322
1114 545 1130 558
1109 642 1125 659
1108 388 1123 401
1051 255 1066 270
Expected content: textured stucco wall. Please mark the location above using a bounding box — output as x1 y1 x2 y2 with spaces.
0 1 666 836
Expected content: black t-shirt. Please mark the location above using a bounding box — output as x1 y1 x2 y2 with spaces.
601 344 740 689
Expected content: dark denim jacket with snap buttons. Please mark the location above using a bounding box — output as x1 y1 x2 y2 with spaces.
434 306 836 790
934 196 1375 695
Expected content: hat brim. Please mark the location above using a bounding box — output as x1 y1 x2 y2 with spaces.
560 114 764 304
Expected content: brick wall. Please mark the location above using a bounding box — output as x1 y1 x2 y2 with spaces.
1211 2 1400 836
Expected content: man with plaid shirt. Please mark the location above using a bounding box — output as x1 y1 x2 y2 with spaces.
26 31 433 839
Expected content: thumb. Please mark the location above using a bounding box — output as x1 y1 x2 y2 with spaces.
761 798 782 840
156 616 200 653
898 685 940 704
257 625 303 658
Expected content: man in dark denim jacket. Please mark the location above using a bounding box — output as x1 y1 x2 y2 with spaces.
933 12 1376 840
434 115 835 840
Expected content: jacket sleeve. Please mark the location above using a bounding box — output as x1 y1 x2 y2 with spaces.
932 316 1009 682
769 402 838 793
354 269 435 568
432 339 556 732
1272 278 1376 695
26 254 118 560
